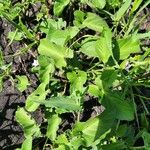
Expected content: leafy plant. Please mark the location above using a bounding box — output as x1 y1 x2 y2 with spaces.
0 0 150 149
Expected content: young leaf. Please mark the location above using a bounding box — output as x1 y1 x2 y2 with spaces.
38 38 73 68
15 107 41 137
113 0 132 22
96 28 113 63
43 96 81 112
16 75 30 92
67 70 87 93
83 13 108 32
46 114 61 141
54 0 70 16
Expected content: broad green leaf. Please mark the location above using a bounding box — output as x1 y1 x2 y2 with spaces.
96 28 113 63
73 10 86 27
15 107 41 137
83 13 108 32
101 68 118 90
38 38 73 68
47 27 79 46
47 29 69 46
102 93 134 121
80 36 99 57
82 0 106 9
88 84 102 97
117 36 140 60
16 75 30 92
20 136 32 150
72 110 116 147
142 131 150 149
67 70 87 93
40 18 66 32
113 0 132 22
67 26 80 39
54 0 70 16
25 83 48 112
43 96 81 112
46 114 61 141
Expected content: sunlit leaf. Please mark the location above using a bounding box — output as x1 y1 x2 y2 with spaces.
113 0 132 21
25 83 48 112
20 136 32 150
43 96 81 112
54 0 70 16
46 114 61 141
16 75 30 92
67 70 87 93
96 28 113 63
15 107 41 137
117 35 140 60
80 36 99 57
38 38 73 68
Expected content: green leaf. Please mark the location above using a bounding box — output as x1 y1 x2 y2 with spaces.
16 75 30 92
82 0 106 9
83 12 108 32
131 0 142 14
39 63 54 84
8 31 23 41
54 0 70 16
117 35 140 60
142 131 150 149
47 27 79 46
106 0 121 8
101 68 118 90
15 107 41 137
20 136 32 150
38 38 73 68
47 29 69 46
102 93 134 121
43 96 81 112
46 114 61 141
73 10 86 28
113 0 132 22
88 84 102 97
96 28 113 63
80 36 99 57
25 83 48 112
90 0 106 9
101 141 126 150
72 110 116 147
67 70 87 93
0 48 4 67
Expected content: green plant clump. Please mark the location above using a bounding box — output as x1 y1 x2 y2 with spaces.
0 0 150 149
